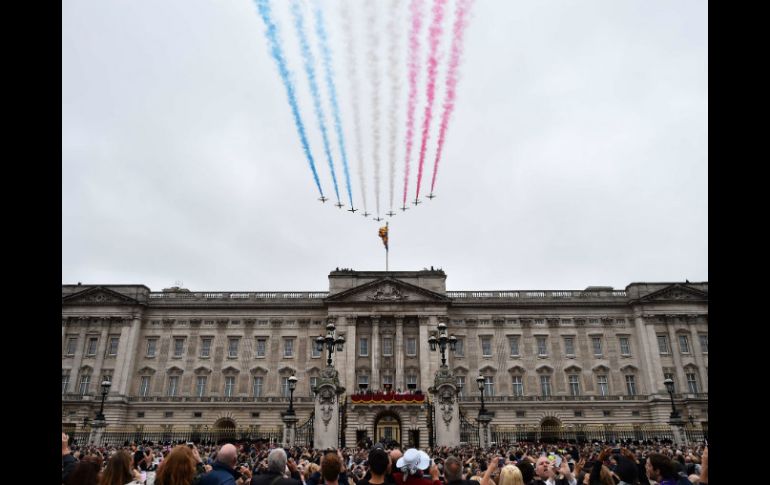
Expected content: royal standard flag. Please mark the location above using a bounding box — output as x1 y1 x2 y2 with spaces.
378 224 388 250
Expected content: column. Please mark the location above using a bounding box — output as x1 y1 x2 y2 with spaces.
418 316 431 391
92 322 110 383
666 319 687 393
395 316 404 391
70 320 88 391
116 315 143 397
344 316 356 392
371 316 380 390
633 312 663 395
688 318 707 392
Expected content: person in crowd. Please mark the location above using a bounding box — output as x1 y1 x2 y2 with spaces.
394 449 440 485
357 447 391 485
443 456 480 485
100 450 144 485
533 455 577 485
199 443 252 485
251 448 302 485
63 432 79 484
154 444 207 485
67 454 103 485
644 453 690 485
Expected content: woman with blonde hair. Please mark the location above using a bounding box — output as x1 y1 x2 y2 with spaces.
497 465 524 485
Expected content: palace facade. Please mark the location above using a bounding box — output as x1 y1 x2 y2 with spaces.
62 269 708 446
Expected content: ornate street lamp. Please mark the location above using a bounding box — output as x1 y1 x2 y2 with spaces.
663 378 681 419
476 375 487 417
316 322 346 367
95 380 112 422
428 322 458 368
286 375 298 416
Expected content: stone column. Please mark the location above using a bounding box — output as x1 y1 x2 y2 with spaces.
344 316 356 394
115 315 143 397
70 320 88 389
282 414 299 448
418 317 431 391
395 316 404 391
92 323 110 382
634 313 664 395
688 318 707 392
431 368 460 446
314 366 342 449
371 316 380 390
666 319 687 393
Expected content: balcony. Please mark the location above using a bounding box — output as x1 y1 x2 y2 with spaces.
457 394 651 403
350 391 426 405
125 395 315 403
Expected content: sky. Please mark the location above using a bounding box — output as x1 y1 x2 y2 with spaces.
62 0 708 292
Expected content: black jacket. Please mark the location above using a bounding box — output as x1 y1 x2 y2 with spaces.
62 454 78 483
251 470 303 485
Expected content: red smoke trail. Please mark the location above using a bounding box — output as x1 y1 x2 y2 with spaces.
430 0 472 195
401 0 424 209
414 0 447 202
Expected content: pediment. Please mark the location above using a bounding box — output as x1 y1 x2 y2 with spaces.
63 286 139 306
325 277 450 304
638 284 708 303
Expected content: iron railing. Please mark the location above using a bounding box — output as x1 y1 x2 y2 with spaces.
459 412 480 446
68 427 283 447
295 412 314 448
489 425 707 444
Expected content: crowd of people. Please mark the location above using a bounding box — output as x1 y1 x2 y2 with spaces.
62 433 708 485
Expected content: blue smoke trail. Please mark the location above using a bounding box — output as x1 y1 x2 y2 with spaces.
313 1 354 209
254 0 323 198
291 0 341 205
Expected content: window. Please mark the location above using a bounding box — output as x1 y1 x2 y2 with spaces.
228 338 239 358
686 373 699 393
383 374 393 386
359 337 369 356
678 335 690 354
699 334 708 353
284 338 294 358
568 375 580 396
281 377 291 397
481 337 492 357
516 411 526 418
592 337 602 356
625 375 637 395
631 410 640 417
574 411 583 417
194 412 202 418
86 337 98 356
597 375 608 396
657 335 670 354
173 338 185 357
200 338 212 358
511 376 523 396
406 338 417 356
140 376 151 396
619 337 631 356
66 337 77 356
603 410 611 417
253 376 263 397
311 339 321 358
358 375 369 387
509 336 520 357
455 338 464 356
456 376 465 396
536 336 548 356
407 374 417 387
146 338 158 357
196 376 207 397
107 337 119 356
256 338 267 358
78 375 90 395
382 337 393 356
167 376 179 397
164 412 173 418
540 375 551 397
310 376 318 394
484 376 494 396
62 374 70 394
224 376 235 397
564 337 575 356
664 372 676 392
137 412 145 418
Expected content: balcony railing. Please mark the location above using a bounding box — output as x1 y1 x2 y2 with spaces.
125 395 315 403
148 292 329 301
457 394 668 403
447 290 627 300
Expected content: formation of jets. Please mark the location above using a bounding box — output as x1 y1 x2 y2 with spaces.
317 194 437 220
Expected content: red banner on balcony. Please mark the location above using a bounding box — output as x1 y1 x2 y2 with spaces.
350 392 425 404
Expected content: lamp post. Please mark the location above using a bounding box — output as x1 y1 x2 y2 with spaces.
476 375 487 417
663 378 685 446
286 375 298 416
663 378 680 420
316 322 346 367
428 322 458 368
95 380 112 422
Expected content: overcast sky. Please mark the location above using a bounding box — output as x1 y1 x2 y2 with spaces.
62 0 708 292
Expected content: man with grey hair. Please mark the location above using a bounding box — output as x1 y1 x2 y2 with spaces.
199 443 252 485
444 456 479 485
251 448 302 485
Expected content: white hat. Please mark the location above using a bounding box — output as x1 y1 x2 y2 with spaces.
396 448 431 472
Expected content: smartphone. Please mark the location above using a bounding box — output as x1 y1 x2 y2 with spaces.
187 442 194 449
554 455 562 468
498 458 505 468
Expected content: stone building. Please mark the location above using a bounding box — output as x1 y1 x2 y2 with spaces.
62 269 708 446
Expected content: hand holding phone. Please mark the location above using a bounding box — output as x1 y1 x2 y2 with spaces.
498 458 505 468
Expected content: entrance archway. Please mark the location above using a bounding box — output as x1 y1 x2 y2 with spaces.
214 418 237 443
373 410 402 445
540 417 561 443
